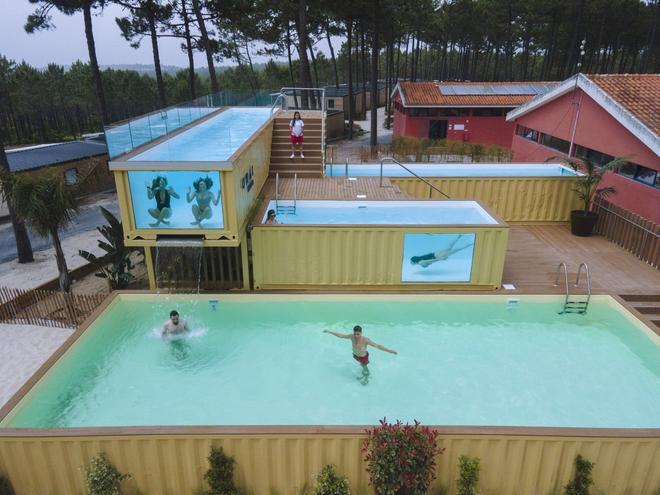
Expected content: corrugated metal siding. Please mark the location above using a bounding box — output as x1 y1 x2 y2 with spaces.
252 226 508 289
391 177 581 222
1 433 658 494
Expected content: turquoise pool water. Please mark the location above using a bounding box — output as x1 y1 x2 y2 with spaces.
4 295 659 429
325 163 579 177
264 200 497 225
129 107 272 162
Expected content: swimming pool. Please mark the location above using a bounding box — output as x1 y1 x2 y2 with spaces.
325 163 580 177
262 200 498 225
128 107 272 162
2 294 659 429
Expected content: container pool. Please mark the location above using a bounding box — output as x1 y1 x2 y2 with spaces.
326 163 580 177
129 107 272 162
2 294 659 429
262 200 498 225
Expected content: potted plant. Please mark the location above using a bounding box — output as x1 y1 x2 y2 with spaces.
549 155 628 237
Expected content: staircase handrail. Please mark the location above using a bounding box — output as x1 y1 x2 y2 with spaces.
379 157 451 199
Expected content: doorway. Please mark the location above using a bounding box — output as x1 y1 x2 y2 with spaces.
428 120 448 139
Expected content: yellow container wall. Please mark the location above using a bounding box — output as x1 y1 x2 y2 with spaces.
252 226 508 290
391 177 582 222
1 432 658 495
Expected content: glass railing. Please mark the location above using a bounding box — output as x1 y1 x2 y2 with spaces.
104 90 279 159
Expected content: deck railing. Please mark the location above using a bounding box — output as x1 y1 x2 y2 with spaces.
592 197 660 268
0 286 108 329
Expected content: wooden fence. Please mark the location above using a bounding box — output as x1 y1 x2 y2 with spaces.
593 197 660 268
0 286 108 329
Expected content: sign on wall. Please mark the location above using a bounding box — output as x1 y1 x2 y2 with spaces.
401 233 476 282
127 170 224 229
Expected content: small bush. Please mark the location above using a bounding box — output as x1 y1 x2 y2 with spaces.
312 464 350 495
363 418 444 495
204 446 242 495
564 455 594 495
456 455 480 495
0 474 15 495
86 453 129 495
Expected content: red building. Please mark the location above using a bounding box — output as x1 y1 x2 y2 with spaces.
391 81 557 148
507 74 659 223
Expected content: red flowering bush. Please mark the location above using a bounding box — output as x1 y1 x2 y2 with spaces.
362 419 444 495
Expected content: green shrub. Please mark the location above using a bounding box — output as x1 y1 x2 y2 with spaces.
0 474 15 495
363 419 444 495
85 453 129 495
456 455 480 495
564 455 594 495
204 446 242 495
312 464 350 495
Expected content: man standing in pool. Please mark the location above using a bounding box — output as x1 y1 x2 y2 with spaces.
146 176 180 227
323 326 397 383
162 310 190 337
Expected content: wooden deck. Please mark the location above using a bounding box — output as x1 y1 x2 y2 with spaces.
260 176 412 200
502 224 660 293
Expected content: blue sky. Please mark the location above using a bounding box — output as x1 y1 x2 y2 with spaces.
0 0 339 68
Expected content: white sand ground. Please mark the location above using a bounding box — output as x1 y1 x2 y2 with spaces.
0 323 73 408
0 230 104 290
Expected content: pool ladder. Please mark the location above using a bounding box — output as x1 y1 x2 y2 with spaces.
275 172 297 215
554 262 591 314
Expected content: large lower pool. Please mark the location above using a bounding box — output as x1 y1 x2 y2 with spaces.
3 295 659 429
129 107 272 162
325 163 579 177
263 200 498 225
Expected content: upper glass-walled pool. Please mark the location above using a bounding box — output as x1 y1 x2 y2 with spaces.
128 107 272 163
326 163 580 177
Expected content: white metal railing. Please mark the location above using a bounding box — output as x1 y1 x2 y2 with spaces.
554 261 591 314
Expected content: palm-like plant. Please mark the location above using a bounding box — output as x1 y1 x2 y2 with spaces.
551 155 629 213
79 207 141 290
1 169 78 291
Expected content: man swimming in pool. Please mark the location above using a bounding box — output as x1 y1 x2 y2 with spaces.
410 234 474 268
162 310 190 337
323 325 397 366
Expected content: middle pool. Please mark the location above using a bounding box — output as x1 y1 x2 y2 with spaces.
262 200 498 225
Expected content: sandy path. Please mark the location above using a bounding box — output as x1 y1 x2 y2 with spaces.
0 323 73 408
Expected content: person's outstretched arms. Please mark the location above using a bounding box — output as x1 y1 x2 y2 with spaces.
366 338 397 354
323 329 351 339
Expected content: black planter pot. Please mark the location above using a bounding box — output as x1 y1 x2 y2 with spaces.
570 210 599 236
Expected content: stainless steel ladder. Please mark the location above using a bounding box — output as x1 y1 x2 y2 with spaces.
379 157 451 199
275 172 297 215
554 262 591 314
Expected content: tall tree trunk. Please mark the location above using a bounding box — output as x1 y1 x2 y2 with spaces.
325 21 339 87
0 144 34 263
286 24 299 108
347 18 354 139
181 0 196 99
82 0 109 125
244 40 258 94
370 0 379 147
294 0 313 108
146 0 167 107
360 26 367 117
191 0 219 93
308 39 319 88
50 228 71 292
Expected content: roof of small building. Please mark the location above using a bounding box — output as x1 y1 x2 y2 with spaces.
323 81 387 98
393 81 558 107
6 138 107 173
507 73 659 156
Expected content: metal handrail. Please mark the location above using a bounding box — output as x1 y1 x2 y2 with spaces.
554 262 570 308
294 173 298 212
575 262 591 307
379 157 451 199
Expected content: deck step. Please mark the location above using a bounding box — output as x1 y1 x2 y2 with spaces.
633 306 660 315
620 294 660 302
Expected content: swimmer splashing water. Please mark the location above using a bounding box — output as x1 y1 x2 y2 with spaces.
323 325 397 385
410 234 474 268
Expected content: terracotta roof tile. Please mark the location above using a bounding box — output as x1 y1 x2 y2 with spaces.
396 81 558 107
587 74 660 136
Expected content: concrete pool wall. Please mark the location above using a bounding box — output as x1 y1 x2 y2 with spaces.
0 293 658 495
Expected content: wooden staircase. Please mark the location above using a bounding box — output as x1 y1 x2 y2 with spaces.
619 294 660 328
269 116 324 178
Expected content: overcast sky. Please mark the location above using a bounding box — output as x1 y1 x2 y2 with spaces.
0 0 339 68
